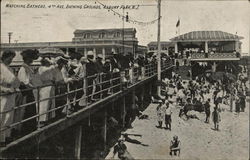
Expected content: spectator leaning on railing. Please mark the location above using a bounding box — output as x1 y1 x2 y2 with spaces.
17 49 40 135
0 50 21 146
37 57 57 127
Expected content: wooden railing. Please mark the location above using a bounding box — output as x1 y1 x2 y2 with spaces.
0 60 173 146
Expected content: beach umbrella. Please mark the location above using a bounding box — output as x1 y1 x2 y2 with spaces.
38 47 65 58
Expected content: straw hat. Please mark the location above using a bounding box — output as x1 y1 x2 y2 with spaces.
112 51 118 55
80 57 88 63
97 54 103 59
118 137 125 142
87 51 94 56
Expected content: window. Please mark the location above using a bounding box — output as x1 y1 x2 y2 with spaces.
114 32 121 38
75 33 83 37
84 33 91 39
99 32 106 38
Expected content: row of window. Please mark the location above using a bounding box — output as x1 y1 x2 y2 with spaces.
76 32 122 39
149 47 169 50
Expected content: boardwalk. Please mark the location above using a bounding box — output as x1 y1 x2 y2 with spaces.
106 98 249 159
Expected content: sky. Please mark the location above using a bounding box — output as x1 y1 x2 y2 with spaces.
1 0 250 55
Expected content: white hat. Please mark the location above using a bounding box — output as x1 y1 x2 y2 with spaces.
87 51 94 56
97 54 103 59
118 137 125 142
112 51 118 55
80 57 88 63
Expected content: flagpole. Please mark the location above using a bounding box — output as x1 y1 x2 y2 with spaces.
178 17 180 37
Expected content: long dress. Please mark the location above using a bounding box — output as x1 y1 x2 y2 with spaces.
38 66 56 122
53 67 67 117
0 62 20 142
17 63 39 134
156 105 165 122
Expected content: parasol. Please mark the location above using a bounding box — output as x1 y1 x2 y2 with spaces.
38 47 65 58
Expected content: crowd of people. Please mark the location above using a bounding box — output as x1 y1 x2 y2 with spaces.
0 49 172 146
156 66 248 132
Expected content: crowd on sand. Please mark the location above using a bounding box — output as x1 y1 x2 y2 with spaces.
155 66 248 131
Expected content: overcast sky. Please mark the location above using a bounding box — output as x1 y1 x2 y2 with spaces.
1 0 250 54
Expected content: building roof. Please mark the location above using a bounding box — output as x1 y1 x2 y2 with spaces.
170 31 243 42
147 41 175 46
74 28 136 34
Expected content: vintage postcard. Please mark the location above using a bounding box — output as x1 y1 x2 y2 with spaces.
1 0 249 159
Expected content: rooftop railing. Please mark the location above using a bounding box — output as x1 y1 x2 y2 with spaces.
190 52 239 59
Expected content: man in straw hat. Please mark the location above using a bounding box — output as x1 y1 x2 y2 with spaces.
86 51 99 102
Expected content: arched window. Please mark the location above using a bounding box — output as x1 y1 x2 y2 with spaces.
84 33 91 39
114 32 121 38
99 32 106 38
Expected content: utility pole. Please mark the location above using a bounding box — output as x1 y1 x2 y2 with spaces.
8 32 13 44
122 8 125 55
157 0 162 96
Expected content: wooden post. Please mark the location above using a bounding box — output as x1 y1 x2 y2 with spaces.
230 94 233 112
74 125 82 159
132 89 136 110
141 86 145 109
121 97 126 127
103 109 107 150
149 83 152 96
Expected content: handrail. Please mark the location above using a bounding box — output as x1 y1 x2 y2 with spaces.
0 60 173 143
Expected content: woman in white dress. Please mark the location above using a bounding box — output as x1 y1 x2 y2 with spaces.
0 50 20 145
53 57 74 117
18 49 39 134
38 57 56 126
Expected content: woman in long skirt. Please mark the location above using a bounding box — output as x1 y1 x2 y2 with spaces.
18 49 39 134
0 50 20 145
156 101 164 128
38 58 56 126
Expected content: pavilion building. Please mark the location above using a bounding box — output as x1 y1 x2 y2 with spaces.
169 30 244 78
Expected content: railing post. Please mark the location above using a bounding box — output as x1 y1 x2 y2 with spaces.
110 72 113 94
74 125 82 160
36 87 40 129
141 66 145 79
120 70 125 90
140 86 145 109
103 109 107 150
100 73 103 99
121 97 126 128
66 83 70 117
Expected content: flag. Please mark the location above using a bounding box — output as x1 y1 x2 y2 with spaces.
176 19 180 27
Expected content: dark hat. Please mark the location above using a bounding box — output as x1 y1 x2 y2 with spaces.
21 49 39 60
57 56 68 65
1 50 16 60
